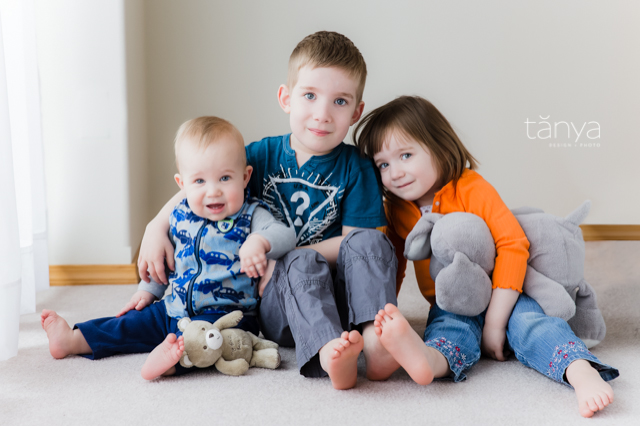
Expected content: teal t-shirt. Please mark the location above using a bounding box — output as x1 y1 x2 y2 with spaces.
246 134 386 246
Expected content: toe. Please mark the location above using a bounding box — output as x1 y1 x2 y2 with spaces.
384 303 399 315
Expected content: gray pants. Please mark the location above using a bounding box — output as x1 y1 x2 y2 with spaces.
258 229 398 378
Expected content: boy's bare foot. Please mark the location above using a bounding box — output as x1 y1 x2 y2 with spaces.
362 322 400 381
141 334 185 380
375 303 443 386
319 330 364 390
41 309 91 359
566 359 614 418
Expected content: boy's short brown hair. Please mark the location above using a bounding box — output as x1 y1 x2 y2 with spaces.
287 31 367 103
174 116 245 170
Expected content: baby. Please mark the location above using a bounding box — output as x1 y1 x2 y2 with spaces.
41 116 295 379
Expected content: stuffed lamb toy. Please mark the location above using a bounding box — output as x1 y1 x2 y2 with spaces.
404 200 606 348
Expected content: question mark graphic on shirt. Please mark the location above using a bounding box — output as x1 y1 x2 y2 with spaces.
290 191 311 227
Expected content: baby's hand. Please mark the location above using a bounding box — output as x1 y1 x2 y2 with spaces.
116 290 156 317
239 235 270 278
481 324 509 361
138 219 175 284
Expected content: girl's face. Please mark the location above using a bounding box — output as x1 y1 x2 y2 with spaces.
373 131 440 207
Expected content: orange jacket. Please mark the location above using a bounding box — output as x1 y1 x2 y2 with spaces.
383 169 530 307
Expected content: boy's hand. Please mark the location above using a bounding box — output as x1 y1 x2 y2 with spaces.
239 234 271 278
481 324 509 361
116 290 157 317
137 218 175 284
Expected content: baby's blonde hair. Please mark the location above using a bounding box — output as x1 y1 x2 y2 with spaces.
287 31 367 103
174 116 245 170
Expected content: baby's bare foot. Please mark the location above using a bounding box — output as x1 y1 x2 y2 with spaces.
41 309 90 359
363 322 400 381
566 359 614 418
375 304 434 385
141 334 185 380
319 331 363 390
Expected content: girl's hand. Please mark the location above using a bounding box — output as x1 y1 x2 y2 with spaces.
481 324 509 361
137 218 174 284
116 290 156 317
239 235 270 278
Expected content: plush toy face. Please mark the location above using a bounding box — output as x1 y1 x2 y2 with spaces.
178 318 224 368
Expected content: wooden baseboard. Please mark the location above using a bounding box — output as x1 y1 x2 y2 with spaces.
580 225 640 241
49 264 140 286
48 226 638 286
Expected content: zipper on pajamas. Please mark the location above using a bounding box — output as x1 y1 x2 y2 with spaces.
186 221 207 317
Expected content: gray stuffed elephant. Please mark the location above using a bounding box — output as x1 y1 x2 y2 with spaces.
404 201 606 348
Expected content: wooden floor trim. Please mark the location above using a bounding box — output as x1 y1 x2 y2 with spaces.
580 225 640 241
48 226 638 286
50 264 140 286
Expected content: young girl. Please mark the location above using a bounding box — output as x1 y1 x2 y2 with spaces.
354 95 618 418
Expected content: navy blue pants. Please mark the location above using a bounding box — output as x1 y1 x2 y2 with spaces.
74 301 258 375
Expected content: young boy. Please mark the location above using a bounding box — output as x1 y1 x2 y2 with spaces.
138 32 400 389
41 117 295 380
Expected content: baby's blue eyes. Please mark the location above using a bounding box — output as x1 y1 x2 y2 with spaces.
220 176 230 182
195 178 205 184
304 93 315 100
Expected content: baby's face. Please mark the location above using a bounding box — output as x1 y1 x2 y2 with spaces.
373 131 440 207
175 137 251 222
282 65 364 157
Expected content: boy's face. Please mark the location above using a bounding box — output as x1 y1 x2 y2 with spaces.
175 136 252 221
278 66 365 157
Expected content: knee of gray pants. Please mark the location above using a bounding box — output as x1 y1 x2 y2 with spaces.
341 228 398 269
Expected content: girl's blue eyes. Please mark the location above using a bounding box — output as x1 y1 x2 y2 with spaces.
195 179 205 184
401 153 412 160
378 163 388 170
304 93 315 100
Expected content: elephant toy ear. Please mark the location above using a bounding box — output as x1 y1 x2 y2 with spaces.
404 213 443 261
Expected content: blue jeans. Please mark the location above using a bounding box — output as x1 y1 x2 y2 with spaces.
424 293 619 385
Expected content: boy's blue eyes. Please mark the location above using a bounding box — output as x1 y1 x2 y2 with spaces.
303 93 348 106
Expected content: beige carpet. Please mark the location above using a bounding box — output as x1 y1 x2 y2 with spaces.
1 241 639 426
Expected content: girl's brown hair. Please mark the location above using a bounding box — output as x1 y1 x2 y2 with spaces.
354 96 478 199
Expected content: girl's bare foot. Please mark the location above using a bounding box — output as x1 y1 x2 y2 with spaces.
319 331 364 390
362 322 400 381
41 309 91 358
566 359 614 418
375 304 448 386
141 334 185 380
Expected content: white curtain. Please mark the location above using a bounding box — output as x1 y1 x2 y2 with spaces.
0 0 48 361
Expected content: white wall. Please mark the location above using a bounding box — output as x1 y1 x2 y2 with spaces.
36 0 135 264
37 1 640 266
145 0 640 224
